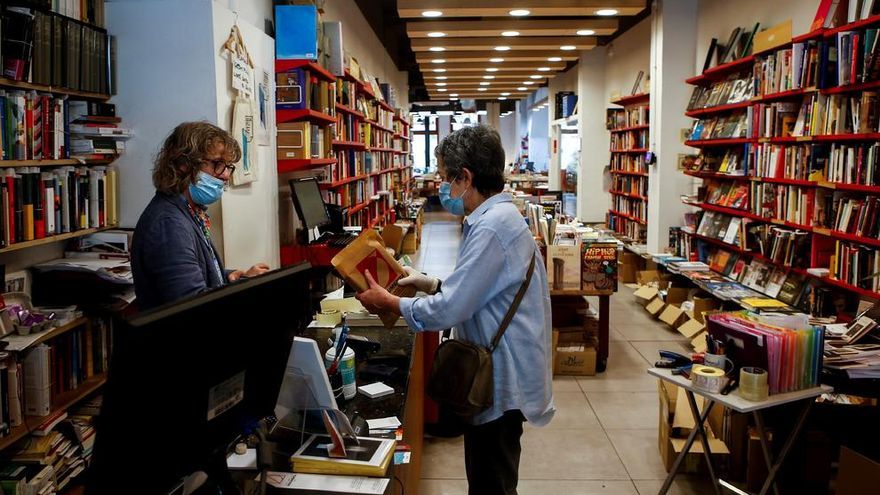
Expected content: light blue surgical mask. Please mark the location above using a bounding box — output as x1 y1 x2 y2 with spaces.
188 171 225 206
439 180 467 216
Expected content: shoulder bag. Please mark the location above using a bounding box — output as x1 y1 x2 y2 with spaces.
426 252 536 417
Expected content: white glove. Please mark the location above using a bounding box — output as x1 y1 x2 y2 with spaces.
397 266 440 294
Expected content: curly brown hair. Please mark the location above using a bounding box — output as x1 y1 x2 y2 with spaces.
152 122 242 194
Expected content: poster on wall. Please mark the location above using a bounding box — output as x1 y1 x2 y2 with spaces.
256 69 271 145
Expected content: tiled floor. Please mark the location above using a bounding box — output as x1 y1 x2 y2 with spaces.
414 213 713 495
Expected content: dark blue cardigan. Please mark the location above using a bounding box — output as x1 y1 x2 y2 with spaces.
131 193 227 311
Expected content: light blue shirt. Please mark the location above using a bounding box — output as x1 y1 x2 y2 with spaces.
399 193 556 426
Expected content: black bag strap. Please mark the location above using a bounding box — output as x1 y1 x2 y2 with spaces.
488 252 537 352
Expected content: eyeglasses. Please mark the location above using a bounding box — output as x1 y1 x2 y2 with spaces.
205 158 236 176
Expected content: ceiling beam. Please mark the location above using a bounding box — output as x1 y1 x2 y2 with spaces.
398 0 645 17
416 50 579 63
406 19 617 38
421 62 566 71
411 36 597 51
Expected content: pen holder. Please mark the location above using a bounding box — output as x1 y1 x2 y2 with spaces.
325 346 357 400
328 370 345 403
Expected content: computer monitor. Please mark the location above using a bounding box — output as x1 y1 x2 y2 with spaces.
290 177 331 231
87 263 313 495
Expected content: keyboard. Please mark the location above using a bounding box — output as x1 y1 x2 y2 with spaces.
314 232 357 248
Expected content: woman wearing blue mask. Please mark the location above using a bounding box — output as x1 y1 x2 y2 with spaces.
357 125 555 495
131 121 269 311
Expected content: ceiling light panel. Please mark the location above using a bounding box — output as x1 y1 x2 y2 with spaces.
406 19 616 38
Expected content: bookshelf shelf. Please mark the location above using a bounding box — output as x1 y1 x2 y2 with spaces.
611 93 650 106
348 200 372 215
0 159 81 168
792 30 825 43
822 79 880 95
0 373 106 452
332 140 366 149
824 13 880 37
685 138 755 147
376 100 394 112
609 124 650 133
828 230 880 249
277 109 336 126
319 174 368 189
0 76 110 101
277 158 337 174
609 210 647 225
611 169 649 177
684 170 750 181
819 276 880 300
682 230 749 254
0 226 117 255
367 147 395 153
820 181 880 194
757 87 816 102
686 55 755 85
610 190 648 201
366 120 395 133
610 148 649 153
335 103 365 118
682 200 766 222
813 133 880 142
752 176 816 187
2 317 88 352
275 60 336 82
685 100 752 117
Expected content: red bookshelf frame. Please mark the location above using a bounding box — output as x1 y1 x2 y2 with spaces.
277 108 336 125
335 103 365 118
609 210 647 225
610 190 648 201
686 55 756 85
685 138 755 147
611 93 650 106
275 60 336 81
610 148 649 153
610 169 649 177
609 124 650 133
277 158 337 174
685 100 752 117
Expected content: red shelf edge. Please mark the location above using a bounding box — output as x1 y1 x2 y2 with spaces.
275 60 336 81
611 93 650 106
686 100 752 117
277 158 337 173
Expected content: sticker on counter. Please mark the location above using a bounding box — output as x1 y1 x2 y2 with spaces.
207 371 246 420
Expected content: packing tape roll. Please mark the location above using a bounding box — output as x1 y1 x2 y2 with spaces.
739 366 769 401
691 364 728 394
315 309 342 326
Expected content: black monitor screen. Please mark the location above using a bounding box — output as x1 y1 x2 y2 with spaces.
290 178 331 230
88 263 313 494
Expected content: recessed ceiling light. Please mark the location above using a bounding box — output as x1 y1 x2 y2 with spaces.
450 93 459 97
436 76 448 80
499 97 507 100
501 31 520 37
436 82 447 86
490 57 504 63
529 75 543 79
422 10 443 17
427 32 447 38
431 59 446 63
517 86 527 90
501 92 511 96
523 81 535 85
486 67 499 72
576 29 596 36
450 97 459 100
429 47 446 52
483 75 495 79
509 9 530 16
477 87 488 91
438 88 447 92
495 46 511 51
480 81 491 86
548 56 562 62
596 9 618 16
560 45 577 51
434 68 446 73
537 67 551 71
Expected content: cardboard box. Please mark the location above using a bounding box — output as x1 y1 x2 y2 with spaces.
634 285 659 305
665 286 691 306
646 297 666 318
659 304 688 328
692 294 720 323
691 331 708 352
658 380 729 474
401 232 418 254
753 20 792 54
554 342 596 376
837 447 880 495
619 252 643 284
555 326 590 344
548 244 581 290
637 270 673 289
677 316 706 339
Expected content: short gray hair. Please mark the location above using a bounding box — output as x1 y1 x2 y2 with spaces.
434 124 505 196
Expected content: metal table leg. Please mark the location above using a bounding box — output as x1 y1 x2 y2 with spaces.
597 295 609 372
685 392 722 495
658 393 718 495
756 400 813 495
752 411 780 495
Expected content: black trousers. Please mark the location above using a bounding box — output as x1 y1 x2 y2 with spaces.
463 410 525 495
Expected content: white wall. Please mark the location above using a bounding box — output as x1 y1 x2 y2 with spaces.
577 49 607 222
212 2 280 270
321 0 409 109
605 17 651 100
528 107 549 172
499 111 518 168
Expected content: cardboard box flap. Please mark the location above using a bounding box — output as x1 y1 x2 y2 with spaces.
691 331 708 353
646 297 666 317
634 285 659 302
659 305 687 327
670 437 730 455
678 317 706 338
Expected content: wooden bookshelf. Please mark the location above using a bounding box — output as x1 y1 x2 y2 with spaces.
277 158 337 174
3 317 88 352
0 373 106 452
610 169 649 177
0 76 110 101
0 226 118 255
332 140 367 149
276 108 336 125
607 92 650 242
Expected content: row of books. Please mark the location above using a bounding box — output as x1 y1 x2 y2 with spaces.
751 142 824 181
683 148 749 176
829 194 880 238
686 74 753 111
607 212 645 241
321 181 366 209
276 68 337 118
277 122 332 161
606 106 649 129
824 142 880 185
834 28 880 87
609 130 647 150
610 154 647 174
750 182 814 226
694 210 743 246
0 91 66 161
689 111 750 140
704 180 749 209
791 92 880 136
752 225 812 267
363 121 393 149
4 7 111 94
611 196 646 220
612 175 648 197
50 0 106 26
753 42 819 96
0 166 118 247
832 240 880 291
